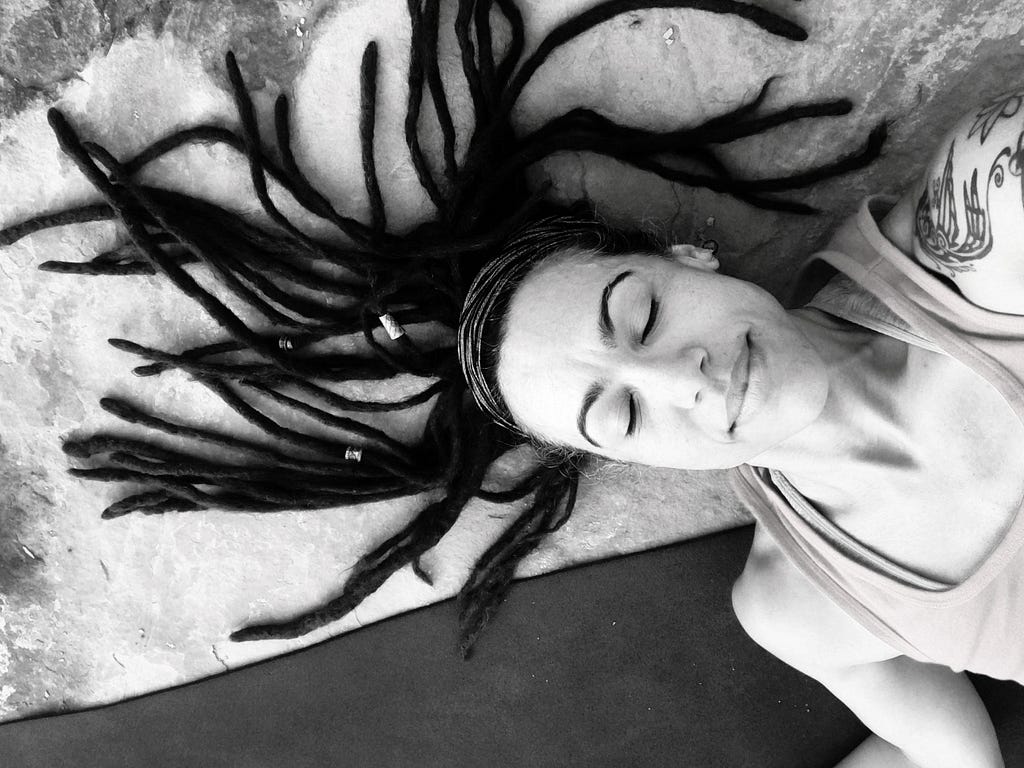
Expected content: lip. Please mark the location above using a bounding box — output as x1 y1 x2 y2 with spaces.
725 332 750 431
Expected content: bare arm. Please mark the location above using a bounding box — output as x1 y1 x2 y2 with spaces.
836 735 992 768
835 735 928 768
733 528 1004 768
821 658 1003 768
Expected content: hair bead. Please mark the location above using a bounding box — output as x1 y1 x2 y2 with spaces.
378 313 406 340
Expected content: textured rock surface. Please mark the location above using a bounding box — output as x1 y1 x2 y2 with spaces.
0 0 1022 721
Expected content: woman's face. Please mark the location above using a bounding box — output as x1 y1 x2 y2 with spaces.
496 248 830 470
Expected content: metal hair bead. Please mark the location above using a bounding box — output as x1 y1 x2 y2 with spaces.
278 336 294 350
378 313 405 340
344 446 363 462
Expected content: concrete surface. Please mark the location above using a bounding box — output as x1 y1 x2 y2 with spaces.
0 0 1022 721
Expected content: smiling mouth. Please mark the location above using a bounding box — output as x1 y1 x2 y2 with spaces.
726 332 751 432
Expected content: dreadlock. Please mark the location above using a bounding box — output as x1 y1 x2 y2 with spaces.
0 0 886 657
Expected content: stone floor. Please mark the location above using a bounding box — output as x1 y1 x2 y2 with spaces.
0 0 1022 721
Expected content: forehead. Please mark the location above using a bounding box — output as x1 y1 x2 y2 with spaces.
514 249 645 309
496 252 658 447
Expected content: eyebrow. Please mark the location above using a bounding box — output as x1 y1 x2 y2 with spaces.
577 270 636 446
598 270 634 348
579 270 634 447
577 381 606 448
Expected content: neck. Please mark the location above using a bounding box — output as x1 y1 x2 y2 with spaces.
750 308 919 503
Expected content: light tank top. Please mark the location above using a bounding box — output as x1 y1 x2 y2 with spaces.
731 195 1024 682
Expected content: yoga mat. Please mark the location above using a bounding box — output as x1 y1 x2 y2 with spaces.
3 528 1021 767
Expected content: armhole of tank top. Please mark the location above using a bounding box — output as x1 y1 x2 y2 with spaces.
803 272 946 355
767 469 952 591
732 465 938 661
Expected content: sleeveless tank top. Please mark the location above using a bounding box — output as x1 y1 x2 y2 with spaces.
730 195 1024 682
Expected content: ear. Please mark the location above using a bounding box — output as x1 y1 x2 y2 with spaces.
669 243 720 272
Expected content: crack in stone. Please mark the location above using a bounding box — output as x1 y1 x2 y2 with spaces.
210 644 229 671
0 66 47 91
577 151 592 202
0 63 83 95
669 184 685 235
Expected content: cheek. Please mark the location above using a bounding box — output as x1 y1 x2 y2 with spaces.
612 415 733 470
663 282 763 334
626 441 748 471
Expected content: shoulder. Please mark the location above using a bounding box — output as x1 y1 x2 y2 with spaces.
732 524 899 673
735 538 1002 764
903 89 1024 313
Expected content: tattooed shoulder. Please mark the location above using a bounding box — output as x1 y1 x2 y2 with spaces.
913 89 1024 289
968 91 1024 146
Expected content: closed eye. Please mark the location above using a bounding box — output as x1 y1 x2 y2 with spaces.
626 393 640 437
640 297 659 343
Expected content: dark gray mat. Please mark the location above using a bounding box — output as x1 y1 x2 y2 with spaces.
2 526 1021 767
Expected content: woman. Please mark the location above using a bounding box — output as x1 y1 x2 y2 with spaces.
457 92 1024 767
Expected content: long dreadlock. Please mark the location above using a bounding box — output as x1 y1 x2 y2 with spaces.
0 0 886 657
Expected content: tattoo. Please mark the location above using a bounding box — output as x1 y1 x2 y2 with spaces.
915 137 1017 276
968 90 1024 145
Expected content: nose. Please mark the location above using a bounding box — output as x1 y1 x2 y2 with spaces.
615 345 716 409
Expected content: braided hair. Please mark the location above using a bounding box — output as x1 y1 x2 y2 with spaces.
0 0 885 657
